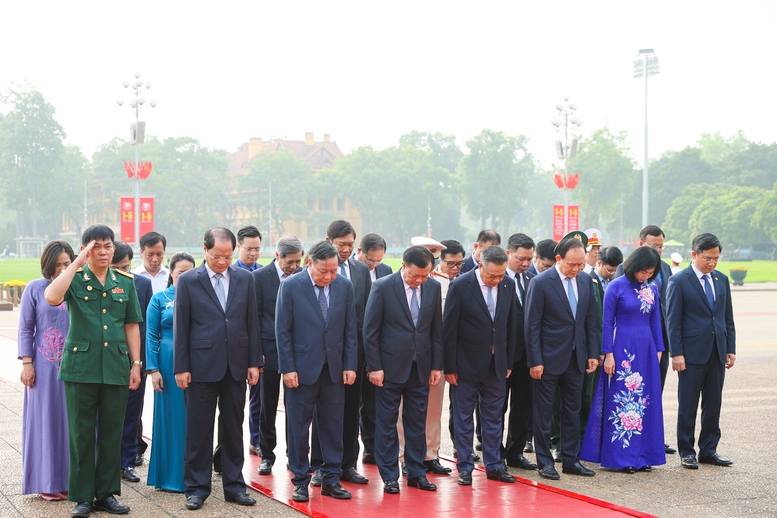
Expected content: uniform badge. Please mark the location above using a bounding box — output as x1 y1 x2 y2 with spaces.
112 287 125 294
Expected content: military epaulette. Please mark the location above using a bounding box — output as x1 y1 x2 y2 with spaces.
76 267 84 273
114 269 134 279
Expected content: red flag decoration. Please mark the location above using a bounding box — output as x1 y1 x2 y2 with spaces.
124 161 153 180
566 172 579 189
567 204 580 231
120 196 155 243
554 173 565 189
553 172 580 190
552 205 565 241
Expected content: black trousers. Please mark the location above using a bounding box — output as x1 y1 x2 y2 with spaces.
502 356 532 460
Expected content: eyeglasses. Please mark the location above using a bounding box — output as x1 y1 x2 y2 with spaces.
444 260 465 269
243 247 261 253
648 244 665 251
699 254 719 264
364 257 382 266
603 265 617 275
208 250 233 262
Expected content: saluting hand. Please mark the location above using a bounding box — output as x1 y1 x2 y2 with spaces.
74 240 95 268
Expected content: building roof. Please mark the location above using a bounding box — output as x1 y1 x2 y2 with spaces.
226 134 342 175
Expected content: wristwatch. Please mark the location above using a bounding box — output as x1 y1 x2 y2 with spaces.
132 360 143 367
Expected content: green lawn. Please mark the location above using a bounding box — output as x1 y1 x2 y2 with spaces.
1 257 775 284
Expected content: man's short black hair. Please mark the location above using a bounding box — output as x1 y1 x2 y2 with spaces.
327 220 357 241
112 241 134 264
623 246 662 283
403 245 434 269
204 227 236 250
507 233 535 253
308 240 339 263
360 233 387 253
139 231 166 251
237 225 262 244
692 233 723 254
476 229 501 246
440 239 465 260
557 237 584 259
82 224 114 246
40 240 75 280
480 245 508 265
639 225 665 242
599 246 624 267
535 239 557 261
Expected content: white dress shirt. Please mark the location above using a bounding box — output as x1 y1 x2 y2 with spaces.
308 268 330 305
691 263 716 300
274 260 290 282
401 274 421 315
506 267 524 305
132 264 170 293
204 263 230 304
555 263 579 301
339 259 351 281
475 267 498 309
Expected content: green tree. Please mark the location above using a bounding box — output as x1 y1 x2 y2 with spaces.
687 186 769 247
0 84 70 238
753 182 777 245
663 184 729 244
697 130 750 165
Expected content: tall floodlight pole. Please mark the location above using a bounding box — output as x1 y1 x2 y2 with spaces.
634 49 659 227
117 71 158 252
551 97 583 234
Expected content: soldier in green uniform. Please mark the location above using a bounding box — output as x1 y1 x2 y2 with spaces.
45 225 143 518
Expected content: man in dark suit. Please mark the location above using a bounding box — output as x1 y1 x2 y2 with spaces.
444 246 516 485
254 235 304 476
112 242 153 484
526 239 557 277
666 233 736 470
501 233 537 471
460 229 501 274
309 220 371 485
174 227 262 510
365 246 443 494
354 232 392 465
616 224 677 454
525 232 599 480
276 241 358 502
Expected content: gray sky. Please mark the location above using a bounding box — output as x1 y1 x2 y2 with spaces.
2 1 775 168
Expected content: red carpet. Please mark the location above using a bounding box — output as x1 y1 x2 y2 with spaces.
242 420 655 518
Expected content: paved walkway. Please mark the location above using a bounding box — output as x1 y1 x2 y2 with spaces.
0 288 775 517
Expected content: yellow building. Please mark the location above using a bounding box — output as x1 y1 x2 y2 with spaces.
226 132 362 244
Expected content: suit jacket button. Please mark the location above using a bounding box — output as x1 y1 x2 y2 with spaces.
104 342 108 347
225 318 229 323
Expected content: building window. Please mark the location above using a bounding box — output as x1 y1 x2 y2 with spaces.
319 197 332 212
337 196 345 212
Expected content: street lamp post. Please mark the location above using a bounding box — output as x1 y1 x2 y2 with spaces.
551 96 582 234
634 49 659 227
116 71 157 252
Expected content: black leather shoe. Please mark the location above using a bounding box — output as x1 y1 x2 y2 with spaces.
93 496 130 514
681 455 699 469
698 453 733 466
523 441 534 453
185 495 204 510
121 467 140 483
506 454 537 470
553 449 563 462
292 485 309 502
457 470 472 486
225 492 256 506
310 470 322 487
620 466 636 474
362 452 377 465
248 444 260 456
340 466 369 484
486 467 516 483
134 453 144 466
321 482 351 499
401 462 407 476
562 461 595 477
383 479 400 494
71 502 93 518
424 458 452 474
538 465 560 480
408 475 437 491
665 443 677 454
475 441 483 451
472 451 481 462
257 459 273 475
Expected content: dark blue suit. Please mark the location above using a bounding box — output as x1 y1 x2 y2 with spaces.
121 274 152 469
174 263 262 500
251 261 302 462
460 254 478 274
443 268 516 473
524 267 598 469
666 265 735 458
364 272 443 481
276 269 358 486
360 262 393 456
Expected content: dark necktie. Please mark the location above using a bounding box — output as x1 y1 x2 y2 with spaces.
516 275 526 305
316 285 328 321
703 275 715 311
486 287 495 320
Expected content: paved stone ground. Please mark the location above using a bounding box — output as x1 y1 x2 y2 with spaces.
0 284 774 517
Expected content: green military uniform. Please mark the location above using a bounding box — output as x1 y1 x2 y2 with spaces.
58 264 143 503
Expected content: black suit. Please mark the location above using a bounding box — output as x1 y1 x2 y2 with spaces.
174 264 262 501
311 257 371 472
444 268 516 473
460 254 478 274
360 262 393 456
525 267 598 469
364 272 443 481
502 268 535 462
666 265 735 458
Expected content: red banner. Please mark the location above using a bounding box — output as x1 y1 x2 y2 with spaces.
120 196 155 243
568 204 580 232
552 204 565 242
